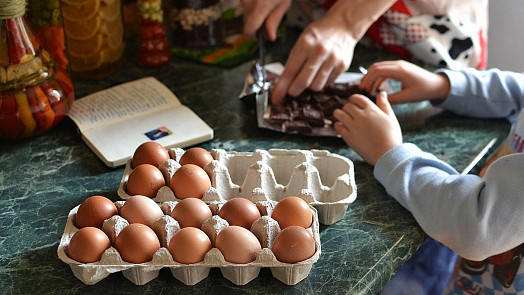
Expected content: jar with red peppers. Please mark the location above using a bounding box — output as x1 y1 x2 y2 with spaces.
166 0 224 48
136 0 171 66
0 0 75 140
26 0 69 72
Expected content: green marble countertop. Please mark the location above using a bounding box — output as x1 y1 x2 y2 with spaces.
0 28 511 294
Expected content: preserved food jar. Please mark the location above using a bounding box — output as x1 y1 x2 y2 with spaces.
167 0 224 48
0 0 75 139
136 0 171 66
60 0 125 79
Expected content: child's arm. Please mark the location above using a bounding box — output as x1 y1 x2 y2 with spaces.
374 143 524 261
435 68 524 123
359 60 450 104
336 61 524 260
361 60 524 123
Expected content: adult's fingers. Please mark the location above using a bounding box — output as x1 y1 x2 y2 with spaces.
270 43 309 104
242 1 265 36
325 62 348 88
287 50 328 97
264 1 291 41
309 54 340 92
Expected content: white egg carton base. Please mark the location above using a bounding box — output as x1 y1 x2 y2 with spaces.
57 202 321 286
118 148 357 225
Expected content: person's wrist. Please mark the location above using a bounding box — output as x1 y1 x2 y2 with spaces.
326 0 396 40
430 73 451 101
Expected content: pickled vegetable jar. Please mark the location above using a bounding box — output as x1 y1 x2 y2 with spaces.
136 0 171 67
166 0 224 48
27 0 69 72
0 0 75 140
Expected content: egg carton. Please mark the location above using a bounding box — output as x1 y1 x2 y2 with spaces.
57 200 321 286
118 148 357 225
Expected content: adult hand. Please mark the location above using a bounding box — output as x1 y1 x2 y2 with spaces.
241 0 291 41
359 60 451 104
333 92 402 166
271 16 357 104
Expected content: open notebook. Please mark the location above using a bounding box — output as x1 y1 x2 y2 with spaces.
68 77 214 168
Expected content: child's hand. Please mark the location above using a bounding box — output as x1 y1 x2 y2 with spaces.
359 60 450 104
333 92 402 166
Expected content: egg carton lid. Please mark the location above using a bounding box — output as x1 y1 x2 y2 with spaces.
118 148 357 225
57 202 321 286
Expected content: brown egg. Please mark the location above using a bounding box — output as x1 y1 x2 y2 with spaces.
171 198 212 228
115 223 161 263
168 227 212 264
126 164 165 198
75 195 118 229
271 196 313 229
179 147 214 168
132 141 170 168
169 164 211 199
272 226 316 264
215 226 261 264
120 195 164 227
67 227 111 263
218 198 261 229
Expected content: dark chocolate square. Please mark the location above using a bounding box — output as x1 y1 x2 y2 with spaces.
302 105 325 126
282 120 312 133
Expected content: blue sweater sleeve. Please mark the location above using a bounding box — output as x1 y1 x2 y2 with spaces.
373 69 524 261
435 68 524 124
374 144 524 261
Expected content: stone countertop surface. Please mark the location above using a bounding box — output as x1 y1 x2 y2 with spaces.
0 28 511 294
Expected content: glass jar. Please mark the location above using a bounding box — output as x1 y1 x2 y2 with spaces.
167 0 224 48
136 0 171 66
60 0 125 80
27 0 69 72
0 1 75 140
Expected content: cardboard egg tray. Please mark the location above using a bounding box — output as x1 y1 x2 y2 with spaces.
118 148 357 225
57 200 321 286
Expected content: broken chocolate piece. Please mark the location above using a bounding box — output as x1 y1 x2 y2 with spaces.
264 80 376 135
312 92 332 104
324 82 353 97
301 105 325 126
268 105 291 124
335 95 349 106
282 120 312 133
316 98 342 116
294 90 312 103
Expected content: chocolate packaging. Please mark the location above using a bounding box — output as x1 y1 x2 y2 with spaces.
240 63 398 137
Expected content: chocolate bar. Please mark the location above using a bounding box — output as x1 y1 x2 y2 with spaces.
265 82 374 135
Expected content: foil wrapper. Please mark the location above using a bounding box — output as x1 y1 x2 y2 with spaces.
240 63 400 137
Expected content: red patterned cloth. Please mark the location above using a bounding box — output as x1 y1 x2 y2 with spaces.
286 0 488 69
